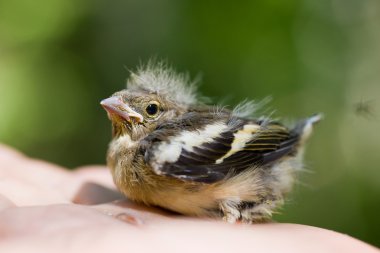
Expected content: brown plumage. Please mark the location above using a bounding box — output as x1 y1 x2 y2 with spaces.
101 61 321 223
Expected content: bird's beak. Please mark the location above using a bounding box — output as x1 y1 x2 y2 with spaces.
100 96 143 123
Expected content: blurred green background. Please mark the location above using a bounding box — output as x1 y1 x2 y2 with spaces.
1 0 379 246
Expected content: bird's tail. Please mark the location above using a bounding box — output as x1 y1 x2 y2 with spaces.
292 113 323 144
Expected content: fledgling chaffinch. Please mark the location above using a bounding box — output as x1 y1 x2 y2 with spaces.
101 61 321 223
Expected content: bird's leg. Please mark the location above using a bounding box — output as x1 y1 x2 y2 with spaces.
239 198 281 224
219 200 241 223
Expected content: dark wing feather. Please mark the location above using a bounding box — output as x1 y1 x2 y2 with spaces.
142 113 301 183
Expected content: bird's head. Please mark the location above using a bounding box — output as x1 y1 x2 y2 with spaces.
101 61 199 140
101 89 188 140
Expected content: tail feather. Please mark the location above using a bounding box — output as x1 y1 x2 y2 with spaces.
262 115 322 164
293 113 323 143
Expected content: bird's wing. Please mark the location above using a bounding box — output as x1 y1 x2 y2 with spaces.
141 112 299 183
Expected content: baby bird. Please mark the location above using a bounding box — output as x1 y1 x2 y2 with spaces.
101 62 321 223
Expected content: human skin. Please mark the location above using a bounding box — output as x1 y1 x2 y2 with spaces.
0 144 378 253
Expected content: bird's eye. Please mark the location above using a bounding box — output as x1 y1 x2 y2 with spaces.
145 102 159 116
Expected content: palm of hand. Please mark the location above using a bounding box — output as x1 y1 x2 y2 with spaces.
0 145 377 253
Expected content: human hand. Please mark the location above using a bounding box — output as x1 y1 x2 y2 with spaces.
0 144 378 253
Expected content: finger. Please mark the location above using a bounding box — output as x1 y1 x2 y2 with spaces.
0 144 119 205
72 166 116 189
0 145 72 189
0 178 71 206
0 144 75 205
65 166 120 204
72 182 123 205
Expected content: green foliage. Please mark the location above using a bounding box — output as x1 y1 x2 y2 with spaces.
1 0 379 246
